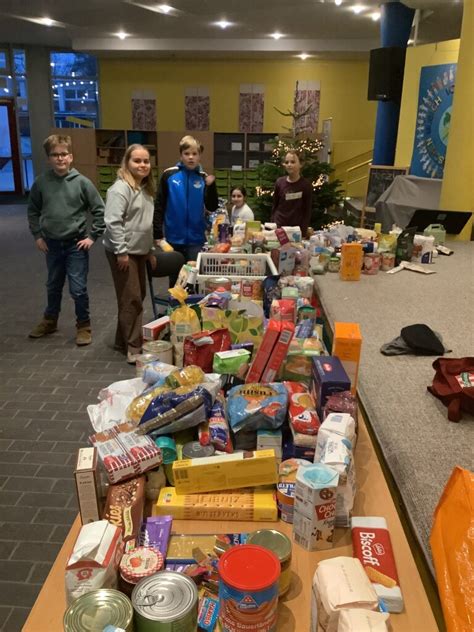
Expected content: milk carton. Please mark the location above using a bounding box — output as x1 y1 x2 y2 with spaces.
293 463 339 550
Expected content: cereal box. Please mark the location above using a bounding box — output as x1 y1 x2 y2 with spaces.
332 323 362 396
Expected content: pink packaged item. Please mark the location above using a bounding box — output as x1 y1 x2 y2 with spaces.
90 422 163 484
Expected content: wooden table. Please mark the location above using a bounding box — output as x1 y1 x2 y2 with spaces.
23 414 439 631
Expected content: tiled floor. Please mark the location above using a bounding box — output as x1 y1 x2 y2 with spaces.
0 205 158 631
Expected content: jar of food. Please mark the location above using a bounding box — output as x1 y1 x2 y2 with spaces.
247 529 292 597
363 252 381 275
328 256 341 273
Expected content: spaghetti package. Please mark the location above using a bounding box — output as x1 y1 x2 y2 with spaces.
227 382 288 433
199 392 233 453
169 286 201 367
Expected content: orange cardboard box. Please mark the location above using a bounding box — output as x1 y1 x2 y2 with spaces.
332 322 362 396
261 321 295 383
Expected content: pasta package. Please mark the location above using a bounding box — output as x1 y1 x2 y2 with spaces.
227 382 288 433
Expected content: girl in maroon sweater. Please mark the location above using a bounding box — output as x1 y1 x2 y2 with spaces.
271 150 313 238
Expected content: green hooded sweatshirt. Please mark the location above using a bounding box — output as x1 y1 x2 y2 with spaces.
27 168 105 241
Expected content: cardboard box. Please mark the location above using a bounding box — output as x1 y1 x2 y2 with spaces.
332 322 362 396
310 356 351 417
172 450 278 494
153 486 278 521
90 422 163 484
142 315 170 341
245 319 281 383
74 447 102 525
261 321 295 383
293 463 339 551
271 245 297 275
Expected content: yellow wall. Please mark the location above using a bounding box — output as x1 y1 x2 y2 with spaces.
395 40 460 167
99 58 376 144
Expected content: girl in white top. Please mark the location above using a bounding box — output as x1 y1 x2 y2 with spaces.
230 186 254 225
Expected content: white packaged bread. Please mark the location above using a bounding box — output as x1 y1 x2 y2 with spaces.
311 556 379 632
337 609 390 631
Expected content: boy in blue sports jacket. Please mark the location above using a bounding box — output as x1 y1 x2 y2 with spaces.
153 135 218 265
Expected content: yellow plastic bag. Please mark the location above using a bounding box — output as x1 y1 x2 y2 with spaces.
169 286 201 368
430 466 474 632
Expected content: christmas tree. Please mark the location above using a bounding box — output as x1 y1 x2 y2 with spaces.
251 107 345 230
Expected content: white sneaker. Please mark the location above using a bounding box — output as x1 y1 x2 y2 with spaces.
127 351 141 365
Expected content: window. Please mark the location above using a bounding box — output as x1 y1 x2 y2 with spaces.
50 51 100 128
0 47 33 190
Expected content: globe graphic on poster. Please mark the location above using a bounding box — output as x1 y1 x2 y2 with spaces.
438 106 452 146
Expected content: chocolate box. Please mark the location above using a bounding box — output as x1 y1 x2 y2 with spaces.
310 356 351 418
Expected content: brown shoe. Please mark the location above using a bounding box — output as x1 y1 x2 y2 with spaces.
76 323 92 346
29 318 57 338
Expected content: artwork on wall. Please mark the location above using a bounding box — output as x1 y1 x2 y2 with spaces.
131 91 157 131
410 63 456 179
294 80 320 135
239 84 264 133
185 87 210 131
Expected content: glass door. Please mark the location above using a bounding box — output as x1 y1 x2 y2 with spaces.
0 98 22 194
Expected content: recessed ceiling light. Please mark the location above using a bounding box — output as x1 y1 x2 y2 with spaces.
298 53 310 60
39 17 54 26
370 11 380 20
215 20 232 29
351 5 364 14
157 4 173 13
116 31 129 39
335 0 342 5
271 32 283 40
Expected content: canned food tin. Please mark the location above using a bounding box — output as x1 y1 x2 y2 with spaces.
205 277 232 293
218 544 280 632
381 252 396 271
247 530 292 597
64 589 133 632
136 353 159 377
143 340 174 365
277 459 313 516
363 252 381 275
132 571 198 631
182 441 215 459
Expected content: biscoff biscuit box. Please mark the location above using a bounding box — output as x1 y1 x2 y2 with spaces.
310 356 351 418
351 516 404 613
332 322 362 396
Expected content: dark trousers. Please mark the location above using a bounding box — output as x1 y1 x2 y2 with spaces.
105 249 147 354
44 238 89 324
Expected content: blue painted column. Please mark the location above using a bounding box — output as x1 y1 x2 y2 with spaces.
372 1 415 165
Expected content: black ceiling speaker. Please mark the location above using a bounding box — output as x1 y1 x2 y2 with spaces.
368 47 407 102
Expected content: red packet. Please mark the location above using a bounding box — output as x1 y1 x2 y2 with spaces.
351 516 404 613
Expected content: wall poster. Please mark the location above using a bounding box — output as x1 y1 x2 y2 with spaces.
131 91 156 131
185 87 210 131
294 80 320 135
410 63 456 179
239 84 264 133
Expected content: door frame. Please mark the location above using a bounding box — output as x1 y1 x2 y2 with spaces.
0 97 22 195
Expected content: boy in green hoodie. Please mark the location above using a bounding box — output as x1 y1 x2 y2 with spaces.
27 134 105 345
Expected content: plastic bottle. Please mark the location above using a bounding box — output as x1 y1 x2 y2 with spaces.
339 243 363 281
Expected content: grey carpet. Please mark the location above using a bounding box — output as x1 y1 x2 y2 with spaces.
313 242 474 572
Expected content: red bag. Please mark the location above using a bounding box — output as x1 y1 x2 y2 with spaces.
427 357 474 422
183 329 231 373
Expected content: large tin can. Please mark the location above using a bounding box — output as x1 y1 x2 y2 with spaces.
362 252 381 275
132 571 198 631
218 544 280 632
64 588 133 632
246 529 292 597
